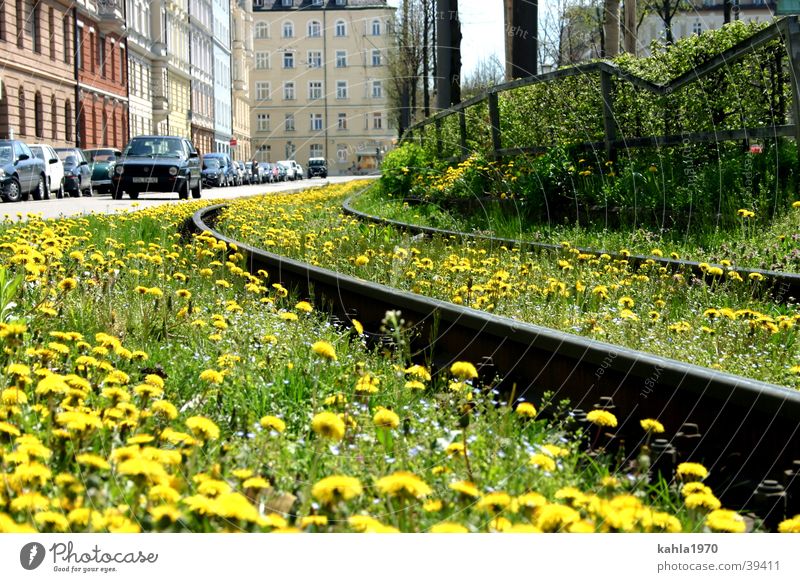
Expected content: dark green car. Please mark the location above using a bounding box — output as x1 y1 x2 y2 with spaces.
84 148 122 194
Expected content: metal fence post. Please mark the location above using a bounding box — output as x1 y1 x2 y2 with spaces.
785 17 800 159
600 69 617 162
488 92 502 159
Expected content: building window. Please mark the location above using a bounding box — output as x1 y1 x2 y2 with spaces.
256 51 270 69
311 0 322 6
337 113 347 130
120 46 125 84
63 17 71 64
310 113 323 131
48 8 55 59
253 0 264 7
372 112 383 129
337 145 347 162
371 19 381 36
255 22 269 39
51 97 57 140
307 20 321 37
18 90 26 135
308 81 323 100
372 80 383 98
371 49 381 66
285 114 295 131
65 100 72 142
282 0 292 6
336 0 346 6
255 81 271 101
16 0 23 48
282 21 294 38
285 142 295 158
336 50 347 67
31 1 41 53
335 19 346 36
310 144 323 157
34 92 43 138
98 35 106 77
336 80 347 99
283 51 294 68
257 113 270 131
692 21 702 35
283 82 295 100
308 50 322 68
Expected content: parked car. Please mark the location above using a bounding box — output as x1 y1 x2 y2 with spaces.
202 153 236 187
0 140 48 202
275 162 289 181
293 162 304 180
231 161 244 186
277 160 296 181
112 135 202 200
257 162 269 183
245 162 259 185
307 157 328 179
54 147 93 197
30 143 65 198
84 148 122 194
201 157 224 187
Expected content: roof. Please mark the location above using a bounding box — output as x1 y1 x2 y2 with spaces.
256 0 389 11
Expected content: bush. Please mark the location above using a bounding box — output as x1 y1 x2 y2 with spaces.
379 143 435 197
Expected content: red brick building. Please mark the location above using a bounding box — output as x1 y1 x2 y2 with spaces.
75 1 129 149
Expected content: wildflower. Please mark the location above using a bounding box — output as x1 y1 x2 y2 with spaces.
57 278 78 292
405 364 431 381
295 301 313 313
352 319 364 335
373 408 400 429
311 341 337 361
706 509 746 533
749 272 765 282
677 462 709 481
476 492 512 512
450 361 478 380
34 511 69 532
537 504 581 532
199 369 224 384
300 515 328 528
640 419 665 433
312 475 363 505
76 453 111 470
778 515 800 532
586 409 618 428
354 255 369 266
151 400 178 420
449 481 480 498
186 416 220 441
618 296 635 308
1 387 27 405
529 453 556 472
376 471 431 498
311 411 346 441
515 402 537 418
737 209 755 218
404 380 425 390
259 415 286 433
685 492 721 511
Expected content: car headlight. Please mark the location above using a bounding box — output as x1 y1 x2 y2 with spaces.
115 165 124 175
169 167 178 176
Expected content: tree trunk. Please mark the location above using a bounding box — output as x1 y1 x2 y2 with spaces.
436 0 461 108
504 0 514 81
510 0 538 78
623 0 636 54
423 0 431 117
604 0 620 58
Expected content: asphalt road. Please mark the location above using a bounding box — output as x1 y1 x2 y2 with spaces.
2 175 372 220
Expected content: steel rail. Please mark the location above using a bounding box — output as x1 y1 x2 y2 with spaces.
340 195 800 304
188 203 800 518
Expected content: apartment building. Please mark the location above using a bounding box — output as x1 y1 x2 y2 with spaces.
74 0 129 149
0 0 78 147
251 0 395 174
190 0 215 154
126 0 154 138
232 0 254 160
213 0 233 153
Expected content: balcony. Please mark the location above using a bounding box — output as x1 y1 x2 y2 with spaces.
153 96 169 114
96 0 126 34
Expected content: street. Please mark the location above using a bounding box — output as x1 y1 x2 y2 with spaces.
1 176 372 220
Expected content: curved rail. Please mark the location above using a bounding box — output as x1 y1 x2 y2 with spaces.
341 195 800 304
187 203 800 520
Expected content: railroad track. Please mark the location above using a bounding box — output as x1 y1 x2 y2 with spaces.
187 203 800 529
341 197 800 305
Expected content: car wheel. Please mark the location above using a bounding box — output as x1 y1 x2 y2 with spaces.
112 188 124 200
56 179 65 199
128 191 139 200
178 180 189 200
32 175 46 201
2 178 22 203
44 177 51 200
191 179 202 199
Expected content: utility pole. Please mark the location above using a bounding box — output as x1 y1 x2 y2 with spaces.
623 0 636 54
510 0 538 78
435 0 461 108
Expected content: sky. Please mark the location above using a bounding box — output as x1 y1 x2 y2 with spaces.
386 0 507 76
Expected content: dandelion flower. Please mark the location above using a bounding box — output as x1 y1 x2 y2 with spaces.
199 369 224 384
515 402 537 418
312 475 363 505
185 416 220 441
677 462 709 481
375 471 431 498
450 361 478 380
259 415 286 433
640 418 665 433
430 522 468 533
586 409 618 428
311 411 346 441
706 509 746 533
311 341 337 361
373 408 400 429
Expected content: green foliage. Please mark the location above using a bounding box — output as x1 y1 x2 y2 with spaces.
0 266 23 323
379 143 436 196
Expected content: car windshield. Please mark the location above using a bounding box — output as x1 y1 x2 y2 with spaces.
30 146 43 158
86 150 117 162
124 138 184 158
309 160 324 166
0 145 12 163
203 159 220 169
56 150 79 163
